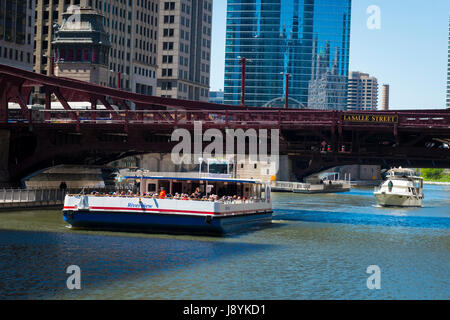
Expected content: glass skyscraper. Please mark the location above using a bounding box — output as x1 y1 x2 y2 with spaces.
224 0 351 109
447 15 450 109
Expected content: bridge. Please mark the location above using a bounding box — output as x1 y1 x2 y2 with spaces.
0 64 449 185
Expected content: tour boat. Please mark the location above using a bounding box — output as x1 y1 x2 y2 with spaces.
374 168 424 207
63 168 272 235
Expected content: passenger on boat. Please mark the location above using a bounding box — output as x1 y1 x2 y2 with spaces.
388 180 394 192
194 187 203 199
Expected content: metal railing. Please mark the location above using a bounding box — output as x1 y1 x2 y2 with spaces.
7 109 450 130
0 186 121 208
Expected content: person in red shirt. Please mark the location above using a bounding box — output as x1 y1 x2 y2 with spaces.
158 187 166 199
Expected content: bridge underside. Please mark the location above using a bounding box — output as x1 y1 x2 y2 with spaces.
0 64 449 185
3 124 449 185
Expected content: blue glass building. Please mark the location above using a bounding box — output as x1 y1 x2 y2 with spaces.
224 0 351 109
447 15 450 109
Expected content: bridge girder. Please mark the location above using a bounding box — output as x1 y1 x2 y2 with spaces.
0 63 449 184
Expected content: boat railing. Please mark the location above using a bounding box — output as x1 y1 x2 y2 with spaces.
67 193 267 204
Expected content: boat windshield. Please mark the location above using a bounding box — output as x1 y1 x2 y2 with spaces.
389 170 415 177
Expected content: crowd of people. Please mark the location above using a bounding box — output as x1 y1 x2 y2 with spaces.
88 187 255 203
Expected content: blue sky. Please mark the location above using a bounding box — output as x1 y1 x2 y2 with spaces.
210 0 450 109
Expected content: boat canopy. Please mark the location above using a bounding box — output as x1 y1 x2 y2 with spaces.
124 176 262 184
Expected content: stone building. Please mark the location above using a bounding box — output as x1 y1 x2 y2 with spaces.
34 0 158 94
0 0 35 71
52 7 110 86
156 0 212 101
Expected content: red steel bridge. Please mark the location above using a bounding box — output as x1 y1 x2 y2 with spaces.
0 64 449 185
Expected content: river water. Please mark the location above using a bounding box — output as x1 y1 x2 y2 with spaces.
0 185 448 300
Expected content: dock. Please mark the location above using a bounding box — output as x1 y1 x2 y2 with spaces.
271 180 351 194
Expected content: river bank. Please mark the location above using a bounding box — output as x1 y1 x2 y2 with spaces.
423 181 450 186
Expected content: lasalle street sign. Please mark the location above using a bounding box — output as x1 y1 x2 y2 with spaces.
342 113 398 124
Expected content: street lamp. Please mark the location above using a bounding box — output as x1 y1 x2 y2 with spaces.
238 56 246 106
281 72 290 109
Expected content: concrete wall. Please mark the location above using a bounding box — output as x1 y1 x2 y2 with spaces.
338 165 382 181
56 63 108 86
23 165 105 189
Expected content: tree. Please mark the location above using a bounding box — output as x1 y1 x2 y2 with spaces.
421 168 444 180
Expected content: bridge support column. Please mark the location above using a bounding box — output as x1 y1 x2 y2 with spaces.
0 81 8 124
276 155 293 181
0 129 10 183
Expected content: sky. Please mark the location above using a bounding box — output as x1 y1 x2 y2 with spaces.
210 0 450 110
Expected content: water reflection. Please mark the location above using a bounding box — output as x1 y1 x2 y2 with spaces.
0 230 273 299
0 185 448 300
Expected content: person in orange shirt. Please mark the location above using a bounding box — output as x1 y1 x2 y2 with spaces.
158 187 166 199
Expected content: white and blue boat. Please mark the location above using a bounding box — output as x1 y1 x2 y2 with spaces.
63 168 272 235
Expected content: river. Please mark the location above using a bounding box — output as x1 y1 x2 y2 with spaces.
0 185 448 300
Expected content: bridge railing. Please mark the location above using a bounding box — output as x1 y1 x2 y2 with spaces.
6 109 450 129
8 109 340 127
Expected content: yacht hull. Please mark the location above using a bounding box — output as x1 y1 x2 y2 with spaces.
374 193 423 207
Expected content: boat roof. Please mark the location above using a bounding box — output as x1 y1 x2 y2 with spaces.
123 175 263 184
388 168 415 173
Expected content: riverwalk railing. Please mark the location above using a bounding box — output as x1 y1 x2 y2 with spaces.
271 180 352 193
0 187 119 209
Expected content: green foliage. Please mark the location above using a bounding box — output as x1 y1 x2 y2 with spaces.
421 168 445 180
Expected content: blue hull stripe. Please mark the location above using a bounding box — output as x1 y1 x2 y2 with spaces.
63 211 273 234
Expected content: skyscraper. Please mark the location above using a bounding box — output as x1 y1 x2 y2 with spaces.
447 15 450 108
224 0 351 108
381 84 390 110
156 0 212 101
307 44 348 110
35 0 159 95
347 71 378 111
209 90 224 104
0 0 35 71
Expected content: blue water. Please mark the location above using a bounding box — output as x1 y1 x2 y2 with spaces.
0 185 448 300
273 185 450 229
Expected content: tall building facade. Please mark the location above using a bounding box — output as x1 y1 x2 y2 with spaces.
209 90 224 104
224 0 351 108
156 0 212 101
53 8 111 86
35 0 159 95
381 84 389 110
447 15 450 108
0 0 35 71
307 45 348 110
347 71 378 111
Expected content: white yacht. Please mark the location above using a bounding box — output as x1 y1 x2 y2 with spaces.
374 168 424 207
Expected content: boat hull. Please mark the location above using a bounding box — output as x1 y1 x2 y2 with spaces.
63 210 273 235
374 193 423 207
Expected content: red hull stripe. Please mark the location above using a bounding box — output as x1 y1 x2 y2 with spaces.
90 207 215 215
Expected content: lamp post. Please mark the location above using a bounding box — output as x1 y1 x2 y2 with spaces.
238 56 247 106
281 72 290 109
